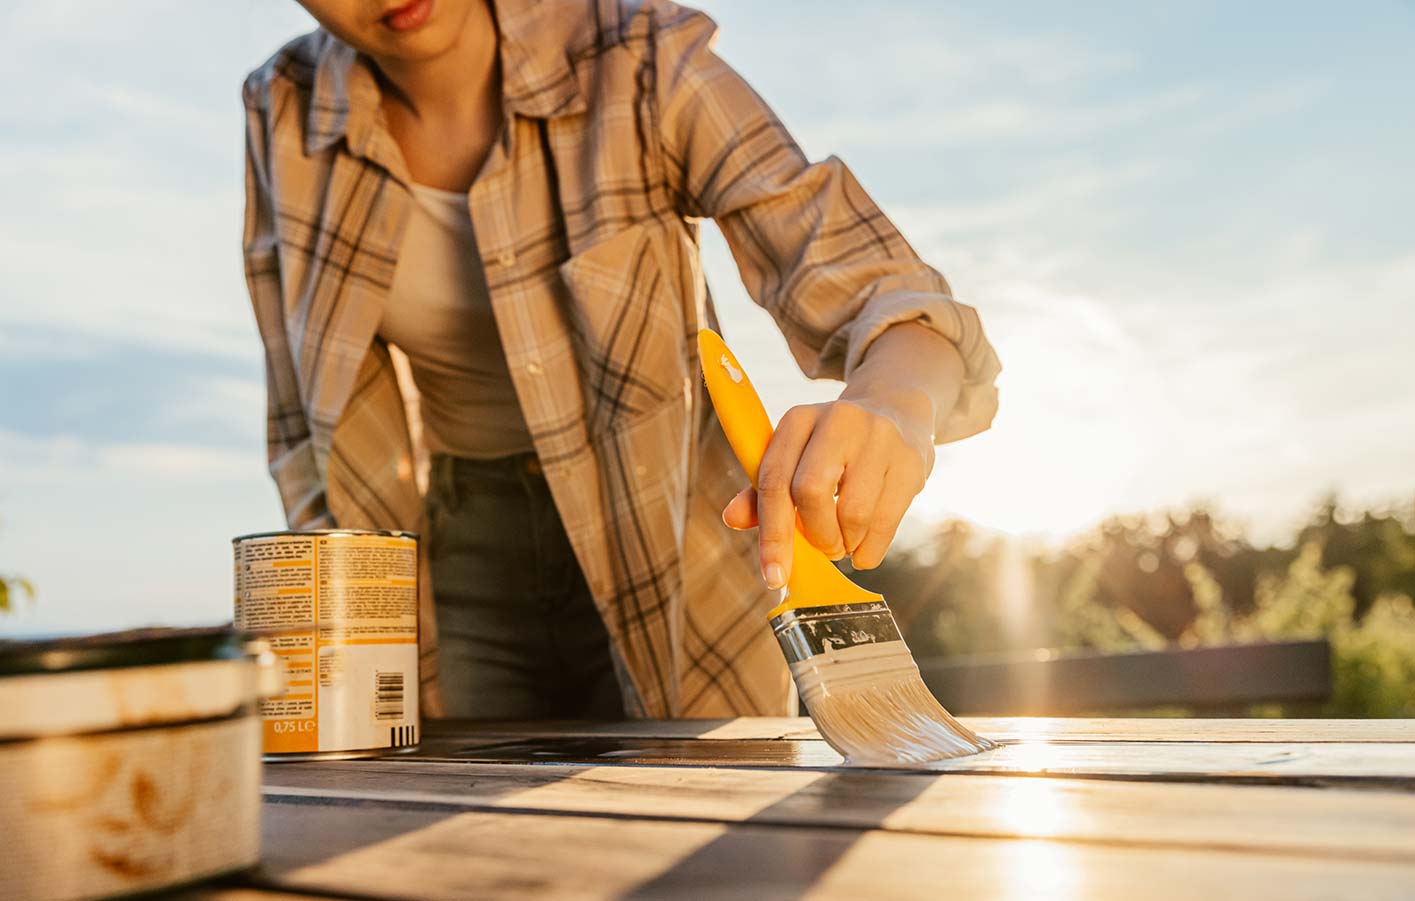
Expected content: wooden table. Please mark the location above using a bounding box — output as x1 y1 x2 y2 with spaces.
190 717 1415 900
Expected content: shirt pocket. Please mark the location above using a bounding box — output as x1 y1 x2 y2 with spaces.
559 222 694 436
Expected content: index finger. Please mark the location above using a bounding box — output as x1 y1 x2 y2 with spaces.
755 406 816 588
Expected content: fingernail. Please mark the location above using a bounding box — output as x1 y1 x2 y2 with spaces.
764 563 786 589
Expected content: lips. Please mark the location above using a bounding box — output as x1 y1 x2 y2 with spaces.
382 0 434 32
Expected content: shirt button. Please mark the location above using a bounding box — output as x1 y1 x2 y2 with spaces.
634 464 648 477
497 250 516 267
526 361 543 375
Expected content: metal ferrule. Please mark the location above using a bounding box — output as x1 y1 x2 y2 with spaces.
769 602 904 665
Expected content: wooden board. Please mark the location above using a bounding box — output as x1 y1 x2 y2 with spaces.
408 735 1415 785
180 718 1415 900
432 716 1415 744
262 760 1415 860
200 797 1415 900
960 717 1415 743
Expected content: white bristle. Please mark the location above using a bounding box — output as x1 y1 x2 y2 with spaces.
790 642 997 765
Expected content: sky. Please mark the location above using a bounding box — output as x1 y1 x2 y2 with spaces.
1 1 1412 636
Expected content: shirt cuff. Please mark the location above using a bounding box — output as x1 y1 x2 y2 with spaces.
829 290 1002 444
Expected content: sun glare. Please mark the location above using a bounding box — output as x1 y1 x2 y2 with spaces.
913 324 1170 540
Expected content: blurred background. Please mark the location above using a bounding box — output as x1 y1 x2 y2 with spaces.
1 1 1412 714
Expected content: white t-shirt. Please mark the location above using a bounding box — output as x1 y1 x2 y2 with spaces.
378 184 534 459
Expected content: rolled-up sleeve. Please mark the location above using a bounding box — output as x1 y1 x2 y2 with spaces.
648 0 1001 442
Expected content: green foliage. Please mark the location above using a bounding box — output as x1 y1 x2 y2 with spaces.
1 515 36 614
0 575 35 614
856 498 1415 718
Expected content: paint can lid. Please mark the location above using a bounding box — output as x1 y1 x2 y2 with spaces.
0 627 266 739
0 626 244 677
231 528 419 543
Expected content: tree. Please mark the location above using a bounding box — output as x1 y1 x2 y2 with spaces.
0 574 34 613
0 515 35 613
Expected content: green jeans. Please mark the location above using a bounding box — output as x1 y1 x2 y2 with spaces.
426 452 624 720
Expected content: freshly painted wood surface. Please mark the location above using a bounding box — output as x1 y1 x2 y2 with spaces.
960 716 1415 743
418 735 1415 784
433 716 1415 743
263 760 1415 859
208 799 1415 900
189 717 1415 900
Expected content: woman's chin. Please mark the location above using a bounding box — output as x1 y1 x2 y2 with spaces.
369 27 464 63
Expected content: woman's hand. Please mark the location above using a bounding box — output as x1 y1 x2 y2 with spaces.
721 322 964 589
722 390 937 588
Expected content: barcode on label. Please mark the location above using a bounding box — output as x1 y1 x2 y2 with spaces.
374 671 405 721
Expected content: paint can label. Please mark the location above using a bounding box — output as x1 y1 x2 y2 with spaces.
233 531 420 755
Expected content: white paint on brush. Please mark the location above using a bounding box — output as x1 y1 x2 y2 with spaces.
719 354 744 383
790 642 997 765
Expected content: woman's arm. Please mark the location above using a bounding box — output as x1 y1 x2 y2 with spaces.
649 1 1001 585
243 76 334 530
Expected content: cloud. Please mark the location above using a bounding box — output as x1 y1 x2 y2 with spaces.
98 442 254 479
0 430 256 485
708 1 1138 99
1187 78 1329 139
76 83 231 144
0 180 255 358
0 428 278 638
0 324 109 361
800 86 1207 150
889 161 1163 239
155 376 267 434
0 2 318 359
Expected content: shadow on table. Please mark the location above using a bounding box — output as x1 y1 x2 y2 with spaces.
622 771 935 899
414 716 816 750
232 758 587 892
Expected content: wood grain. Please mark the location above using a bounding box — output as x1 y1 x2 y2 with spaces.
194 718 1415 899
962 717 1415 743
244 798 1415 900
411 735 1415 784
429 716 1415 744
263 760 1415 860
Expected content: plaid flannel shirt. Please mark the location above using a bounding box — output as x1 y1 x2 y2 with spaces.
242 0 1001 719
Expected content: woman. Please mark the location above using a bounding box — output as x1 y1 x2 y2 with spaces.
243 0 1001 721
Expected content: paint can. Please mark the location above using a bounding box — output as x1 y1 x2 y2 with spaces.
0 627 280 901
233 529 421 760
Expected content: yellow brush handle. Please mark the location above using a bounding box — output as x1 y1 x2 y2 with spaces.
697 329 882 614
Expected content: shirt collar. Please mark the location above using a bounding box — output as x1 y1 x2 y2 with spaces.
304 1 587 159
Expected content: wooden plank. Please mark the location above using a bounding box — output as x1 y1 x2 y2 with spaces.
405 735 1415 784
428 717 821 742
920 640 1332 714
939 740 1415 784
263 760 1415 860
244 798 1415 900
428 716 1415 744
962 717 1415 744
415 734 844 767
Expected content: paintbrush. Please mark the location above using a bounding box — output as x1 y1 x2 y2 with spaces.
698 329 996 765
